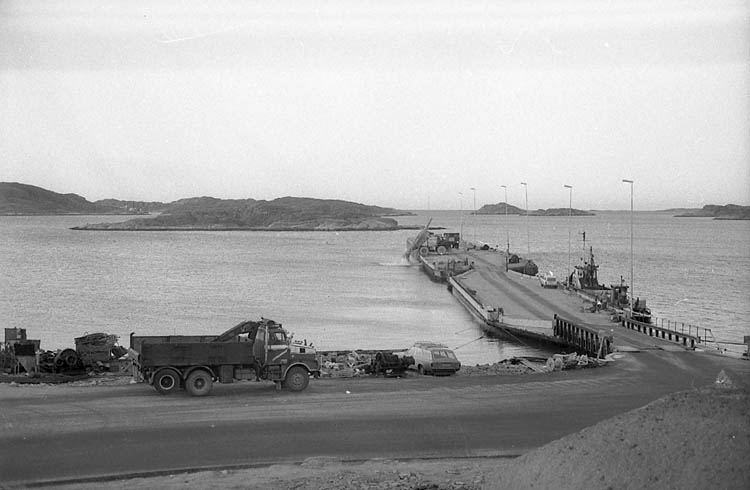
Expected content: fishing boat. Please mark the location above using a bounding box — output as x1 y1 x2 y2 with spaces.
568 232 651 322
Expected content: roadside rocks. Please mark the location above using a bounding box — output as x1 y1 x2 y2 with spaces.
319 351 607 378
273 459 484 490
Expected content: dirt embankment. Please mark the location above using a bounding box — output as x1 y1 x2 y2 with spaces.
48 376 749 490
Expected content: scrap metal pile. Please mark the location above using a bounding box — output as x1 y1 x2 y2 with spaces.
2 328 128 377
320 350 414 378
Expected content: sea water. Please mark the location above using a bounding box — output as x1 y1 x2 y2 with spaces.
1 211 748 364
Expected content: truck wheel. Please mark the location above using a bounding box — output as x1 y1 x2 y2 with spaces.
153 368 181 395
284 366 309 392
185 370 213 397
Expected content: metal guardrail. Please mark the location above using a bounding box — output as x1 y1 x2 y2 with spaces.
621 317 703 349
553 315 613 359
649 316 715 344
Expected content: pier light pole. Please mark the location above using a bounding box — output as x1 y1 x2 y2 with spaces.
500 185 508 253
520 182 529 257
622 179 634 306
564 184 572 286
470 187 476 244
458 191 464 240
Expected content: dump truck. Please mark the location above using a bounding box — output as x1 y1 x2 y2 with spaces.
131 318 320 396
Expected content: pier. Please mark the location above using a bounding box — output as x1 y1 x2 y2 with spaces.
417 247 714 357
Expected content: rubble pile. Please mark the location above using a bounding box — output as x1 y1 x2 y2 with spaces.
2 328 129 382
320 351 374 378
459 357 545 376
75 333 127 370
319 350 412 378
460 353 608 376
544 352 607 371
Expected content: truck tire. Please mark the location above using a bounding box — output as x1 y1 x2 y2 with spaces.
284 366 309 392
185 369 213 397
153 368 181 395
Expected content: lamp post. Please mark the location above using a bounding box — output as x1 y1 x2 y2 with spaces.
500 185 508 253
458 191 464 240
520 182 529 257
622 179 634 306
564 184 573 287
470 187 476 244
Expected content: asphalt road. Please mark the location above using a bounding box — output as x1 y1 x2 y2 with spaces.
2 349 747 486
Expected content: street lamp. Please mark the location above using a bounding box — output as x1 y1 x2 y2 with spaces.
564 184 573 287
458 191 464 240
470 187 476 244
622 179 634 306
520 182 529 257
500 185 508 253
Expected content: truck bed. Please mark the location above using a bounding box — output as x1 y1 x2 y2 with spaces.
130 334 218 355
140 342 256 367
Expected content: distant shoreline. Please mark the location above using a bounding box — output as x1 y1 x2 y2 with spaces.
70 225 427 232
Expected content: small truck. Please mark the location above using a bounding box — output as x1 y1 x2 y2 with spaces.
131 318 320 396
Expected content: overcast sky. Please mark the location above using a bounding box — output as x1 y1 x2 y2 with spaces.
1 0 748 210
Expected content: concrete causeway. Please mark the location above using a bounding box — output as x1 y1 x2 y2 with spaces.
435 248 705 354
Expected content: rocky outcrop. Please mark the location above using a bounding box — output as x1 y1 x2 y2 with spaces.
675 204 750 220
475 202 594 216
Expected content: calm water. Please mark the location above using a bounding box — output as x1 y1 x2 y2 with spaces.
1 211 748 363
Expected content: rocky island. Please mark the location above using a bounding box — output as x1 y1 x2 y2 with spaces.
475 202 594 216
72 196 415 231
674 204 750 220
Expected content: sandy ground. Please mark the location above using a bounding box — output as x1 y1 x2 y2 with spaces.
39 372 749 490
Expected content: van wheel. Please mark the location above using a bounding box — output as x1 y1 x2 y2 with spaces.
185 370 213 397
153 368 181 395
284 366 310 392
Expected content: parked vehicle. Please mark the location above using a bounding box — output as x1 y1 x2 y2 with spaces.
538 271 558 288
131 318 320 396
405 342 461 375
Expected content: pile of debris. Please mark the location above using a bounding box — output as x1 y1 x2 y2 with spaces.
459 357 547 376
460 353 609 376
2 328 129 381
75 333 127 371
319 350 413 378
544 352 608 371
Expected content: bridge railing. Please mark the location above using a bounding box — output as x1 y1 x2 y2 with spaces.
620 316 707 349
553 315 613 359
650 316 714 344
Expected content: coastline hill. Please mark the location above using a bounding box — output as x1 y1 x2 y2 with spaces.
475 202 594 216
73 196 410 231
0 182 161 215
0 182 112 215
674 204 750 220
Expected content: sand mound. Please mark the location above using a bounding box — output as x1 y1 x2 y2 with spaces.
491 385 750 490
